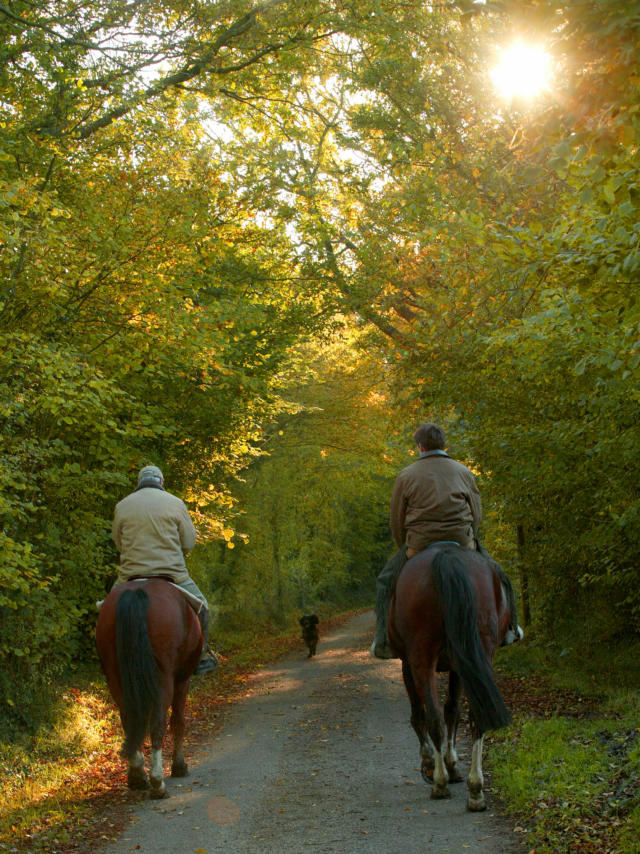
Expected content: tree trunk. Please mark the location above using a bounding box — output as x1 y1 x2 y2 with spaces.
516 524 531 626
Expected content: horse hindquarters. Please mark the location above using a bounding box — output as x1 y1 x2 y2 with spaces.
431 549 510 811
430 549 510 735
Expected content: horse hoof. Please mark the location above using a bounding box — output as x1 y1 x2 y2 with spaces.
447 769 464 784
421 767 434 783
127 774 150 791
430 785 451 800
467 795 487 812
171 760 188 778
149 785 168 800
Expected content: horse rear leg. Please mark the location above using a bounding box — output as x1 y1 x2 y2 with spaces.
422 672 450 800
149 687 172 799
401 660 434 780
405 660 449 798
170 679 190 778
444 671 464 783
467 726 487 811
466 645 493 811
127 749 149 790
119 706 148 790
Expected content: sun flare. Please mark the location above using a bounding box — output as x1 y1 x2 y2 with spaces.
490 42 551 100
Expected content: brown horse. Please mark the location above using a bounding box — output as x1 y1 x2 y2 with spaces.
95 579 202 798
388 543 512 811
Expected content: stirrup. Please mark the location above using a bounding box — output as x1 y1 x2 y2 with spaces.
369 638 397 660
194 649 219 675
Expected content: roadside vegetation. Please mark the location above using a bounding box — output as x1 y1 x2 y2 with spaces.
2 2 640 852
2 620 639 854
0 612 348 854
491 639 640 853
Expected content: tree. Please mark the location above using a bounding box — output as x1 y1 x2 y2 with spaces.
209 329 407 626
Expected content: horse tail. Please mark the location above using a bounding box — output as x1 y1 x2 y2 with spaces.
431 547 511 733
116 588 161 759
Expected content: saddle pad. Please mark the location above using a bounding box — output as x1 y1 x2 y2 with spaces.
96 579 203 613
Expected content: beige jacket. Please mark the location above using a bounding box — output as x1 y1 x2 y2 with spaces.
112 487 196 583
389 451 482 552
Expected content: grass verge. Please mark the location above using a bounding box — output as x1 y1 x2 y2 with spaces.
489 634 640 854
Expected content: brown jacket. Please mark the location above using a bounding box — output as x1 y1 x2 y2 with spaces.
112 487 196 583
389 451 482 552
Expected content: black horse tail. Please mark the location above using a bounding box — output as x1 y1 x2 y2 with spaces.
431 547 511 733
116 588 161 759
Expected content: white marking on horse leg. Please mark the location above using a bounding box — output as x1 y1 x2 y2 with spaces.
467 736 486 811
149 748 166 798
445 729 458 770
468 736 484 789
444 727 464 782
430 746 450 799
427 730 449 798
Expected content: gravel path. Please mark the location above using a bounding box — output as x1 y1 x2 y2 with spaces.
103 610 523 854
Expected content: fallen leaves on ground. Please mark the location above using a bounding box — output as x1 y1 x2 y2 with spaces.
0 613 352 854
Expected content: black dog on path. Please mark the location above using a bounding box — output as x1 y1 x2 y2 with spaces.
299 614 319 658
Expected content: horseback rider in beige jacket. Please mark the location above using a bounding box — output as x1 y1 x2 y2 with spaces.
111 465 218 675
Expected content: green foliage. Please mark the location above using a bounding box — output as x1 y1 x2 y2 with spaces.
306 0 640 642
207 332 404 626
3 0 640 731
0 0 430 721
0 0 348 714
492 709 640 852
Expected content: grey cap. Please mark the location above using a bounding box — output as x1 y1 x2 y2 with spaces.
137 465 164 489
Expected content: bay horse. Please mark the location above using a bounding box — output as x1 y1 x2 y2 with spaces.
388 543 512 811
95 579 202 798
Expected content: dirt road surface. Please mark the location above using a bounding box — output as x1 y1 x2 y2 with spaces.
104 610 523 854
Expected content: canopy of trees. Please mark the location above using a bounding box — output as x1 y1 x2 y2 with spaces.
2 0 638 721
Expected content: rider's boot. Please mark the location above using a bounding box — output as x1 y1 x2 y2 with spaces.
370 624 396 659
370 549 408 660
501 625 525 646
370 593 397 660
194 608 219 675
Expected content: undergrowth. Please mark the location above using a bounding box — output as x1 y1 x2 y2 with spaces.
0 610 353 854
490 633 640 853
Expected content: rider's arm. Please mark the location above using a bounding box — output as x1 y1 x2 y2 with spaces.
389 474 408 548
177 502 197 553
111 508 122 552
467 475 482 535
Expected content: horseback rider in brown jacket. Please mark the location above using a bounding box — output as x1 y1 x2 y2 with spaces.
371 423 522 659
